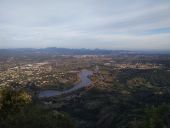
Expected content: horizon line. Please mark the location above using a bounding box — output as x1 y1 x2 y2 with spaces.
0 47 170 53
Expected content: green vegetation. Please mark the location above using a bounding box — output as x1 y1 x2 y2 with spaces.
140 105 170 128
1 52 170 128
48 67 170 128
41 82 74 91
0 87 75 128
117 69 170 87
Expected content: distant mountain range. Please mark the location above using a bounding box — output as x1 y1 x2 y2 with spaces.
0 47 169 56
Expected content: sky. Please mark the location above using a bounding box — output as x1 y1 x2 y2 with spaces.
0 0 170 50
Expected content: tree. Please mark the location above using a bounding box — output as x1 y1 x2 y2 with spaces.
0 87 75 128
140 105 170 128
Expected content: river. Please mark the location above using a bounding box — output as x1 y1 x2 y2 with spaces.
38 69 93 98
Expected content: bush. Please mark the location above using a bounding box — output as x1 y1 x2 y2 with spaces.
0 87 75 128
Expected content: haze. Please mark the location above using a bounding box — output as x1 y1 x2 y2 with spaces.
0 0 170 50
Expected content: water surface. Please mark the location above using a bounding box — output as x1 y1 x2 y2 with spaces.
38 69 93 98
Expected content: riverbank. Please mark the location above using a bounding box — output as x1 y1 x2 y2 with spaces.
38 70 93 98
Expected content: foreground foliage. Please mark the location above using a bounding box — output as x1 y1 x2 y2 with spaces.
0 87 75 128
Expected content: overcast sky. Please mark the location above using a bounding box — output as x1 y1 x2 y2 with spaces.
0 0 170 50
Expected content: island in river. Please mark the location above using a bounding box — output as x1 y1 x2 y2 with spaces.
38 69 93 98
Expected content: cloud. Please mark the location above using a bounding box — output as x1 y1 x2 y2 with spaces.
0 0 170 50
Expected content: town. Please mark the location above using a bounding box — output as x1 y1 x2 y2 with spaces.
0 49 170 128
0 53 165 89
